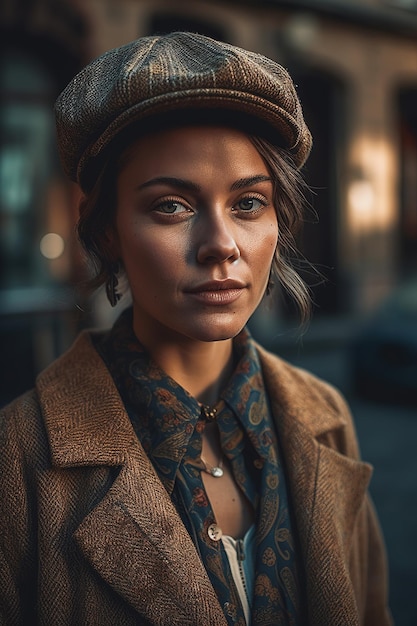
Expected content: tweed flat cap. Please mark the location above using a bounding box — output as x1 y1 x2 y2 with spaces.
55 31 312 189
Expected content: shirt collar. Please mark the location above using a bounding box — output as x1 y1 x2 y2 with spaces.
96 308 266 492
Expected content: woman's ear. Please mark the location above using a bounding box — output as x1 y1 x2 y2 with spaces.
103 226 121 261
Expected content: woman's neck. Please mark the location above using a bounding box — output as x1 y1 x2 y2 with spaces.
133 323 235 405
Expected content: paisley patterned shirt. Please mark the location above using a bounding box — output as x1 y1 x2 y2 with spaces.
95 307 305 625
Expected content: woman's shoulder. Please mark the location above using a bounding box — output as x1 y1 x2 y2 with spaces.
0 330 107 436
2 329 97 398
0 328 122 470
37 329 107 386
0 387 50 481
255 342 348 407
255 342 358 452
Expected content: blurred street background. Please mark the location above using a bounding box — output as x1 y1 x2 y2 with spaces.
1 0 416 623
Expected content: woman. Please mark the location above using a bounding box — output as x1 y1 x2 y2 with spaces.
0 32 391 625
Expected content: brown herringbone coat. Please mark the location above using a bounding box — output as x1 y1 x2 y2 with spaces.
0 331 392 625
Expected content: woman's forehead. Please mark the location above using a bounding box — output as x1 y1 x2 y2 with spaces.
118 125 271 182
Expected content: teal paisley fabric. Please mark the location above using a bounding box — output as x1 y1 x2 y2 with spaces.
95 308 305 625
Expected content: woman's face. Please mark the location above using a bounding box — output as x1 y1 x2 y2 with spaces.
113 125 278 346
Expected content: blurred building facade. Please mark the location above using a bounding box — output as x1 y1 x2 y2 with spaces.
1 0 417 403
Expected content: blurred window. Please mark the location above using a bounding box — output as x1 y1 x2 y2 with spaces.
398 87 417 273
290 68 346 314
0 51 55 288
384 0 417 10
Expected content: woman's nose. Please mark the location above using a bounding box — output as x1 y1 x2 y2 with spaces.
196 212 240 265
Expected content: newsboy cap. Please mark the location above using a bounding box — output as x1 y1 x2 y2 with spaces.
55 31 312 190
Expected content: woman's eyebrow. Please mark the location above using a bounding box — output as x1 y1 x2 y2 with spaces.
230 175 272 190
137 174 272 192
138 176 200 192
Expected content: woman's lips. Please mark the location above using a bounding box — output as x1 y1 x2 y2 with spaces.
185 280 246 305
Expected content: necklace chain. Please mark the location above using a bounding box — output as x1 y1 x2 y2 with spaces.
199 404 222 476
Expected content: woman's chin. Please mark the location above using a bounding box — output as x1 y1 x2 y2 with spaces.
187 321 247 343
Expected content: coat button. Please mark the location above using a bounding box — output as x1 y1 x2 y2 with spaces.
208 523 223 541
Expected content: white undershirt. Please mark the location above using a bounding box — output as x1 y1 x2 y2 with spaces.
221 524 256 625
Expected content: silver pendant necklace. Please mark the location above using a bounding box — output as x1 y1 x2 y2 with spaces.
200 455 224 478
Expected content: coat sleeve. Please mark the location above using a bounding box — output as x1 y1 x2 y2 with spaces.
0 391 42 624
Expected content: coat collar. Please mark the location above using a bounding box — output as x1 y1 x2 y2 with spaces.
38 331 348 467
37 331 372 626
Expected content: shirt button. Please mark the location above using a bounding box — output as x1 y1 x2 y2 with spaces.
208 523 223 541
129 359 146 379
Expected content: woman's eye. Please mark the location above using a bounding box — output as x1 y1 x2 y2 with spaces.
155 200 189 214
236 197 265 212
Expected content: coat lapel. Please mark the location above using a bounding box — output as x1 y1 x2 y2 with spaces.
279 417 372 625
258 346 372 625
38 332 227 626
74 444 227 625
